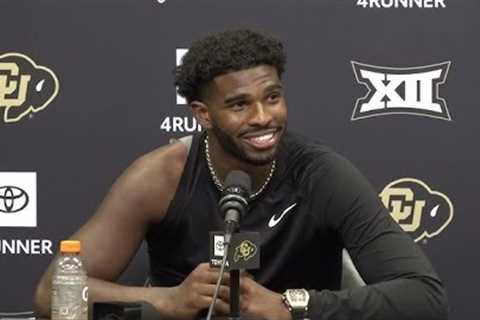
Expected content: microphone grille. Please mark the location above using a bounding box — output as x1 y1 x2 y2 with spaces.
224 170 252 195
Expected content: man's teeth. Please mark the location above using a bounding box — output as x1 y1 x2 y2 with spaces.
249 133 274 142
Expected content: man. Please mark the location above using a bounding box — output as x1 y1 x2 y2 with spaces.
34 29 448 320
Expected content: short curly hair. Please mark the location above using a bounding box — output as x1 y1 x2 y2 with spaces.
175 29 286 103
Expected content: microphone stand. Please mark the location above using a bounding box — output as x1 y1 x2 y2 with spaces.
206 220 243 320
230 270 240 319
222 195 247 319
229 222 241 319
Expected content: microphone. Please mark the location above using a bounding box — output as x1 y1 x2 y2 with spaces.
219 170 252 240
206 170 251 320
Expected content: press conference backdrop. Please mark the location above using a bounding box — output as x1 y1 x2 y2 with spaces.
0 0 477 318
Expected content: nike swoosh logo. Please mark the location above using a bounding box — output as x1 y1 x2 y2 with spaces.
268 203 298 228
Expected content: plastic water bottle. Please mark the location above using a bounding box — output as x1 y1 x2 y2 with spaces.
51 240 88 320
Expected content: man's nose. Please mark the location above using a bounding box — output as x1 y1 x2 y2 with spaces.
248 102 272 127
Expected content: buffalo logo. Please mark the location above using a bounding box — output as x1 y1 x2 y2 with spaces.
0 52 59 123
380 178 453 242
351 61 451 121
233 240 257 263
0 186 29 213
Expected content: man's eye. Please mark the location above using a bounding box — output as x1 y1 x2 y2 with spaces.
230 101 247 110
268 92 282 102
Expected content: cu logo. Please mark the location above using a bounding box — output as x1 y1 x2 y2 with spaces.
0 186 29 213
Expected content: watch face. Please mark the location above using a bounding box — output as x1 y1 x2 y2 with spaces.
287 289 309 308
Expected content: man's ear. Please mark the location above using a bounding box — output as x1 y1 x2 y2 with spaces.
191 101 212 129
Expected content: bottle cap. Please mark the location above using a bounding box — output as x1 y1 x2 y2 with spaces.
60 240 81 253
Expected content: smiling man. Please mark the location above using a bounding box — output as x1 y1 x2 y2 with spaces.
34 29 448 320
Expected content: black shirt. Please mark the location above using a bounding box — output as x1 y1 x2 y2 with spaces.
146 131 448 319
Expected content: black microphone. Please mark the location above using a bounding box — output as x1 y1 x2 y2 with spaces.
219 170 252 240
205 170 251 320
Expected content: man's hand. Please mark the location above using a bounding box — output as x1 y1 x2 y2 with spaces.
150 263 231 320
239 274 292 320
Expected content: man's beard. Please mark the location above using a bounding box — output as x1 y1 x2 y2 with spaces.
210 122 283 166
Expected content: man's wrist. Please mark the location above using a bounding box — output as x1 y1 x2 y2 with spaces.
264 292 292 320
142 286 176 317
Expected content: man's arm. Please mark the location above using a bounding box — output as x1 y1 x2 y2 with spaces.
33 142 189 317
307 152 449 320
231 152 448 320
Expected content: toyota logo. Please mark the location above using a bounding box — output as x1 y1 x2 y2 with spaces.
0 186 29 213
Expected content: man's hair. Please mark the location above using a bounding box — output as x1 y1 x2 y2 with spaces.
175 29 286 103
